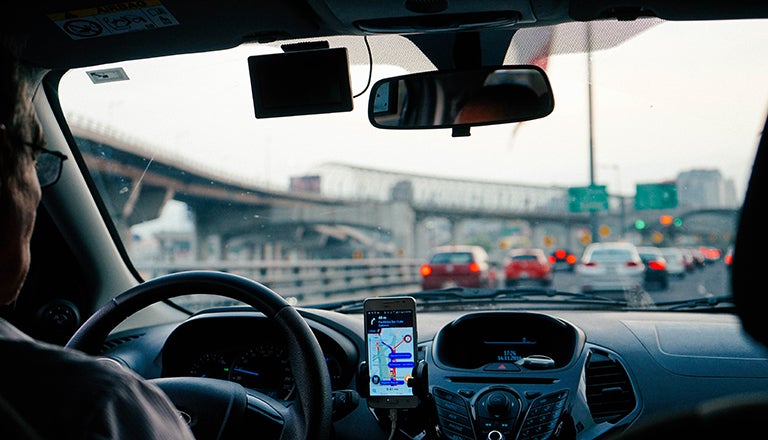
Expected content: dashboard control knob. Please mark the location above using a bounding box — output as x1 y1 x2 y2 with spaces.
487 391 511 416
487 430 505 440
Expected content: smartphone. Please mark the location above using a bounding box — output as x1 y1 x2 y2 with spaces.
364 296 419 408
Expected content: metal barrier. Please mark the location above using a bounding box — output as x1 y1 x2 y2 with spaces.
135 258 424 306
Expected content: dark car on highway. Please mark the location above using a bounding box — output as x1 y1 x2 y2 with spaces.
637 246 670 290
549 248 578 272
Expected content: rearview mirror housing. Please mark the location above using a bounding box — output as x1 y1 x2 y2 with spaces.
368 65 554 130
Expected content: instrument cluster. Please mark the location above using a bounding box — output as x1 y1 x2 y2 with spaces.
161 311 355 399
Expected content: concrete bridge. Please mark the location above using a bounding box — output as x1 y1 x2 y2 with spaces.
70 118 735 265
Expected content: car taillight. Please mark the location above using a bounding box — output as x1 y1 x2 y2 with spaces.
420 265 432 276
626 261 641 268
566 254 577 264
583 262 598 267
548 255 556 264
725 254 733 265
647 261 666 271
469 262 481 273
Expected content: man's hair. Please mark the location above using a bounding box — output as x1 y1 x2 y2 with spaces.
1 39 37 184
1 39 22 125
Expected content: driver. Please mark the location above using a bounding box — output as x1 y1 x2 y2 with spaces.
0 41 196 439
454 84 541 125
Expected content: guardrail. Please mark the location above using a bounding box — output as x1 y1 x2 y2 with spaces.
135 258 424 305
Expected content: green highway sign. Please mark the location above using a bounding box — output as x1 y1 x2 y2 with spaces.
568 185 608 212
635 182 678 210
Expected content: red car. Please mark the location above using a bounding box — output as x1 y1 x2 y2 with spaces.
504 248 553 287
420 245 494 290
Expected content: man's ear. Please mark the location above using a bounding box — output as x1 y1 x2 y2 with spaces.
0 124 12 173
0 123 10 147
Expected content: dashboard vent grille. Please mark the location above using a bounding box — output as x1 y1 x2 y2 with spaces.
585 349 636 423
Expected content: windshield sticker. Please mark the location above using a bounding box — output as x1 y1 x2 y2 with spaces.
48 0 179 40
86 68 130 84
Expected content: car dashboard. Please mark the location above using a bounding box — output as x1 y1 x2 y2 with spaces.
101 306 768 440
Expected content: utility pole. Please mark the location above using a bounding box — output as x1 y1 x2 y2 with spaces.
587 22 600 243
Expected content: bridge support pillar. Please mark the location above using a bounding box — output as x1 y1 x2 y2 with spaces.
196 233 223 261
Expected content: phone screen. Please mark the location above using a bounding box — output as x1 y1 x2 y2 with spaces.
364 297 418 408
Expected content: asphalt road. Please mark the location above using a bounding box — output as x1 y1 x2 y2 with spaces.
549 261 731 303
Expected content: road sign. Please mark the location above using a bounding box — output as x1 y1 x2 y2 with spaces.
635 183 678 210
568 185 608 213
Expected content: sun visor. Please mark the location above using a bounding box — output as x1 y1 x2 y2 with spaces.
248 47 353 118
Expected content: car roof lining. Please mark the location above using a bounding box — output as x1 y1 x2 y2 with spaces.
2 1 768 69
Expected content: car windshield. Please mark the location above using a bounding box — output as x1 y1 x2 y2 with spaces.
512 255 538 261
56 18 767 312
431 253 473 264
588 249 634 261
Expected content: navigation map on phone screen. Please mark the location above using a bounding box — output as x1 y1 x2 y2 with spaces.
366 308 416 398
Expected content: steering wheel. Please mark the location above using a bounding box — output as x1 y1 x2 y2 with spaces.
65 270 333 440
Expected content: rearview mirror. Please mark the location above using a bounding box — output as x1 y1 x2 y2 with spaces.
368 65 554 131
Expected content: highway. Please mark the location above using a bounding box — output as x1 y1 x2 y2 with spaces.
545 260 731 304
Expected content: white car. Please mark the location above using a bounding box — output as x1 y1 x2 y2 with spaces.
577 242 646 294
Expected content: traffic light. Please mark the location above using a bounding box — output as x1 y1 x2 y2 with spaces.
659 214 674 226
634 219 646 230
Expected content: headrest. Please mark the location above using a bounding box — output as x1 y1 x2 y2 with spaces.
733 110 768 347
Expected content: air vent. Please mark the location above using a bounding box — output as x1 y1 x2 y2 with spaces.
101 334 143 353
584 349 636 423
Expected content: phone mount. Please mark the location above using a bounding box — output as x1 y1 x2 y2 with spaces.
357 360 429 404
408 359 429 400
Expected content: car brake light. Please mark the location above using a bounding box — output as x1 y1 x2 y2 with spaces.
420 265 432 276
626 262 640 268
647 261 666 270
548 256 556 264
584 262 597 267
725 254 733 265
566 255 577 264
555 249 566 259
469 262 481 273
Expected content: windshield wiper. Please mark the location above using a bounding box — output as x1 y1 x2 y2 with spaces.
652 295 736 311
317 286 629 313
483 286 624 303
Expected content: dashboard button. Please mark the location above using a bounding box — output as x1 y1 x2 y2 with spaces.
458 389 475 398
483 363 521 372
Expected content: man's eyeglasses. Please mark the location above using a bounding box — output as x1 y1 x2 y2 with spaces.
35 147 68 188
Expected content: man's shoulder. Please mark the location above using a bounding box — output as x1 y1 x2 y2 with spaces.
0 326 136 385
0 325 196 439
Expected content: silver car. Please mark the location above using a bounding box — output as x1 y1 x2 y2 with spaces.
659 247 688 278
577 242 646 294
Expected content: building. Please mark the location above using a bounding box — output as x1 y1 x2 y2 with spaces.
677 169 738 209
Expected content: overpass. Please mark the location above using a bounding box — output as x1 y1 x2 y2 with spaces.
69 117 736 265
